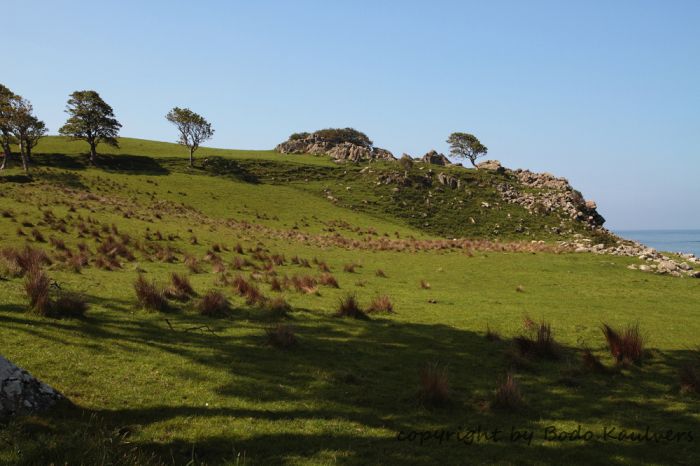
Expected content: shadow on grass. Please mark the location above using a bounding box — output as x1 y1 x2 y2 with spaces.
1 303 699 465
30 153 171 176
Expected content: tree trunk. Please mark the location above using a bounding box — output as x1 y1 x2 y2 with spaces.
89 141 97 164
189 148 194 168
0 142 9 170
18 140 27 173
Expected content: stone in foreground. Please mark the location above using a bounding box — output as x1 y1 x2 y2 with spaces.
0 355 64 419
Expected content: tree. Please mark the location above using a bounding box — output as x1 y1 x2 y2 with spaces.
59 90 121 164
0 84 17 170
8 97 47 172
166 107 214 167
446 132 488 167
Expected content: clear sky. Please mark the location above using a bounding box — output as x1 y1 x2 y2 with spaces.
4 0 699 230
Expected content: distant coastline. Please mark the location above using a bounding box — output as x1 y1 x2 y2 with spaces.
616 230 700 257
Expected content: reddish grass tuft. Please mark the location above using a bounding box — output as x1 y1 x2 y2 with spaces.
50 293 89 318
419 279 431 289
514 320 560 360
602 323 645 365
375 269 387 278
265 324 297 349
582 347 609 373
343 263 357 273
485 325 501 341
184 254 202 273
418 362 450 407
133 274 169 312
335 294 368 320
491 373 523 411
24 268 51 315
165 272 196 301
196 290 231 317
367 295 394 314
264 296 292 318
318 273 339 288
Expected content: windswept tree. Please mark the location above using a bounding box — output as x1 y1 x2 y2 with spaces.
446 132 488 167
166 107 214 167
0 84 17 170
59 90 121 164
9 97 47 172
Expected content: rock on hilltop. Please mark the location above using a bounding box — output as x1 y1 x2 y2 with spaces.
275 128 395 163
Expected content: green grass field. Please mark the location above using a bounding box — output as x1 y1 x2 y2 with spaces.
0 138 698 465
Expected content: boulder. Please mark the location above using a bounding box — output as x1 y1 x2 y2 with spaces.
420 150 451 166
275 133 395 162
437 172 460 189
1 356 64 419
476 160 505 174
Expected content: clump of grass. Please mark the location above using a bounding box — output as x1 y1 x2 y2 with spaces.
133 274 169 312
375 269 387 278
24 267 51 315
265 324 297 349
485 325 501 341
49 236 67 251
680 365 700 395
420 279 431 289
516 285 525 293
491 373 523 411
514 320 561 360
582 347 609 373
291 275 318 294
418 362 450 407
244 284 266 306
269 276 283 292
317 261 331 273
31 229 46 242
366 295 394 314
264 296 292 319
184 254 202 273
196 290 231 317
165 272 196 301
319 273 339 288
343 263 357 273
50 293 89 318
232 274 253 296
335 294 368 320
602 323 645 365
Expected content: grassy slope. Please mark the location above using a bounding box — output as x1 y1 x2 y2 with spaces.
0 137 698 465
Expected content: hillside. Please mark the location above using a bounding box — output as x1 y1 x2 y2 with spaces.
0 137 699 465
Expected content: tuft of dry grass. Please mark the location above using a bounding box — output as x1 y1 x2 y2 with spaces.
196 290 231 317
375 269 387 278
419 279 431 289
264 296 292 319
24 267 51 315
318 273 339 288
31 228 46 242
418 362 450 407
485 325 501 341
582 347 609 373
184 254 202 273
50 293 89 318
366 295 394 314
602 323 645 365
265 324 297 349
335 294 368 320
165 272 196 301
133 274 169 312
343 263 357 273
514 320 561 360
491 373 523 411
680 364 700 395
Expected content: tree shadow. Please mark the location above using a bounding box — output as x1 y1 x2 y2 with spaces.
2 303 699 465
200 157 260 184
30 153 170 176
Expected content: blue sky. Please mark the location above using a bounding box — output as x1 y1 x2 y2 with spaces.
4 0 699 230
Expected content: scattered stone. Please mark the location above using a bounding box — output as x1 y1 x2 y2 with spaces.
476 159 505 174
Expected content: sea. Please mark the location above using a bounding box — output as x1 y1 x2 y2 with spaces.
615 230 700 257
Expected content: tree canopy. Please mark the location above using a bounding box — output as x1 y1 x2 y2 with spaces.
165 107 214 167
0 84 17 169
59 90 121 164
446 132 488 167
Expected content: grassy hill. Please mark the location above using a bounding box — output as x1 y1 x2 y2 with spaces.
0 137 698 465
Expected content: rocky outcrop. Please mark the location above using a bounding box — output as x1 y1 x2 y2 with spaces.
437 172 460 189
420 150 452 166
496 168 605 229
275 134 395 163
1 356 64 419
476 160 505 174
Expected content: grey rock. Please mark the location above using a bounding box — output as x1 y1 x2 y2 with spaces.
1 356 64 419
